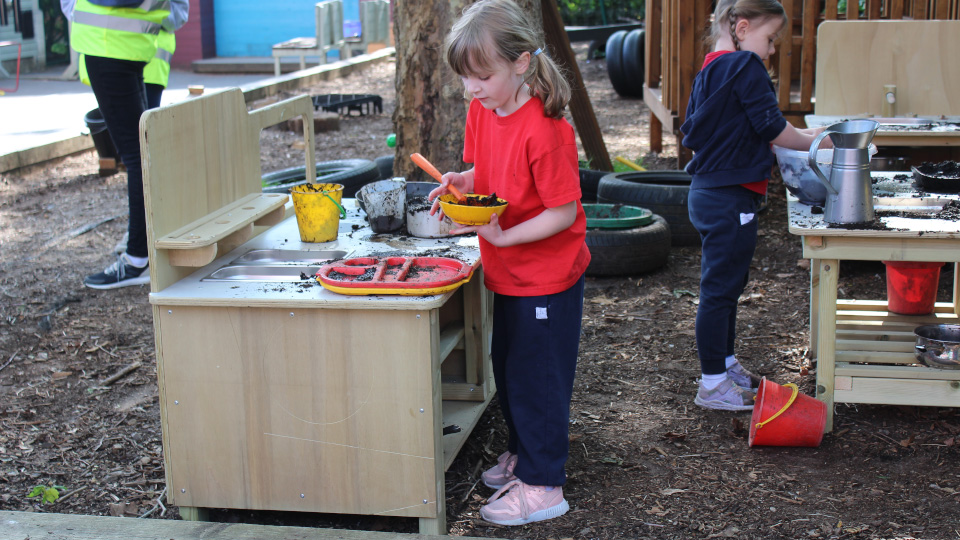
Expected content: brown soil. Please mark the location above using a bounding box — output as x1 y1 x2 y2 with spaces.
917 161 960 179
3 45 960 540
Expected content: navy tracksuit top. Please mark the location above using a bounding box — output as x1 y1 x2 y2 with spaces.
680 51 787 189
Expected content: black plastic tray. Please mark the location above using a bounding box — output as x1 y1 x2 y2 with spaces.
913 164 960 193
311 94 383 116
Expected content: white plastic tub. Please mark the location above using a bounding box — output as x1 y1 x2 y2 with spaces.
772 145 834 206
773 144 877 206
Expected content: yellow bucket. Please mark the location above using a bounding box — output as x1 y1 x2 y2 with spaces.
291 183 346 242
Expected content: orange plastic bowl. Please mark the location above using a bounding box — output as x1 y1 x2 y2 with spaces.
437 194 508 226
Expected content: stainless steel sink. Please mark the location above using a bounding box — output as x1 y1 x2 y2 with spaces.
202 265 320 282
229 249 348 264
201 249 350 281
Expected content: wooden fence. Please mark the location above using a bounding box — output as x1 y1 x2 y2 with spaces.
643 0 960 166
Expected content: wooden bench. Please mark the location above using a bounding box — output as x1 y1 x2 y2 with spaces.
272 0 347 77
343 0 390 56
1 510 498 540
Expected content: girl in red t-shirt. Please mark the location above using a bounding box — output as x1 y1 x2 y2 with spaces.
427 0 590 526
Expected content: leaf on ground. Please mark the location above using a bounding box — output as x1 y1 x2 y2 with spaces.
672 289 696 298
660 488 687 496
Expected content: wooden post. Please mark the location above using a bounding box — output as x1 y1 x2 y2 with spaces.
644 0 663 154
649 114 663 153
540 0 612 171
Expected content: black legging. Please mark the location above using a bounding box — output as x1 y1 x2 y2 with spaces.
84 54 149 258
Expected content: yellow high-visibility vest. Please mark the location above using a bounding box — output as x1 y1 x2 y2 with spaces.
144 30 175 87
70 0 170 63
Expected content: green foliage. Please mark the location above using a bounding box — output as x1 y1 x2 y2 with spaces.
836 0 866 14
28 484 66 504
558 0 645 26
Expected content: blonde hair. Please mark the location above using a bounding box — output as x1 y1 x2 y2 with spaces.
445 0 571 119
707 0 787 50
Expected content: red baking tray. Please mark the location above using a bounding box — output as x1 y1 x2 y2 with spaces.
315 256 474 295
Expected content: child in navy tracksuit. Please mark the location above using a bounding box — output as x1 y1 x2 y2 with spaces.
680 0 827 411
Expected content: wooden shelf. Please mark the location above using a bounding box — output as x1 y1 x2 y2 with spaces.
830 298 960 407
154 193 288 267
438 323 464 364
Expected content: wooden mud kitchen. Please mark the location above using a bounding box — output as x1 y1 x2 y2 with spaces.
790 19 960 431
140 89 494 534
789 174 960 432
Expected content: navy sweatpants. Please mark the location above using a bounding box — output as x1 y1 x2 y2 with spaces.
688 186 762 376
491 274 584 487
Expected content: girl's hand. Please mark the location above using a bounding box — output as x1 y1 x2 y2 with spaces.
428 171 469 217
449 212 506 245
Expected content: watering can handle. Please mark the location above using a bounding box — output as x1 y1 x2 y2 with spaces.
808 130 838 196
324 193 347 219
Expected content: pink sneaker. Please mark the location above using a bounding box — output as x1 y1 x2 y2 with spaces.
479 480 569 526
481 451 518 489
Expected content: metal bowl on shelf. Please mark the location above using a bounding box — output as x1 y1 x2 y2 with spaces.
914 324 960 369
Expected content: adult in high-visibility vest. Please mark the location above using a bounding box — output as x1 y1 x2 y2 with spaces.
144 29 175 108
78 29 174 108
61 0 188 289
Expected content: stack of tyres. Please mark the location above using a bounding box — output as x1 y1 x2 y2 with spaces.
583 203 671 277
598 170 701 247
606 29 645 97
261 159 379 197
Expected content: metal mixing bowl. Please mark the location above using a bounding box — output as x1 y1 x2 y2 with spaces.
914 324 960 369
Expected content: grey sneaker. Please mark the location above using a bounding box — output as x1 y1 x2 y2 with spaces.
694 378 755 411
113 231 129 255
83 253 150 290
727 362 761 390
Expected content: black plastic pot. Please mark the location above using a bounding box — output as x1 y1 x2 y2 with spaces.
84 108 119 161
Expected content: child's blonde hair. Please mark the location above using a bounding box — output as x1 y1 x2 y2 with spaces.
445 0 571 119
707 0 787 50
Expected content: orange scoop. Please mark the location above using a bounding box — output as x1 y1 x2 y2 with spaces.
410 153 466 203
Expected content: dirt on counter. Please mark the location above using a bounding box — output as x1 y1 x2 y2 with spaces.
2 46 960 540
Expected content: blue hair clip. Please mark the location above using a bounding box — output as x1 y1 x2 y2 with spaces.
533 48 543 56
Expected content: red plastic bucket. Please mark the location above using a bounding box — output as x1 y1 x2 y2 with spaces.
749 378 826 447
882 261 944 315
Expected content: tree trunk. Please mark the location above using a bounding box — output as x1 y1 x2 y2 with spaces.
393 0 542 180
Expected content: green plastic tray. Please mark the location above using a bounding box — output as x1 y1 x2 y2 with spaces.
583 203 653 229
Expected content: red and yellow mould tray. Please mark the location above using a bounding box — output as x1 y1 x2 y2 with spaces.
315 256 474 295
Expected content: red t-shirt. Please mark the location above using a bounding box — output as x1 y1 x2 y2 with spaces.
463 97 591 296
702 50 768 195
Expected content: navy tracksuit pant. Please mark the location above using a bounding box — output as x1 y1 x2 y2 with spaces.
688 185 762 376
491 274 584 487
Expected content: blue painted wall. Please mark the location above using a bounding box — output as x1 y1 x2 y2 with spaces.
215 0 360 57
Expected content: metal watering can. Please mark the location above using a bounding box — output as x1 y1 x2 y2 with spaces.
809 119 879 224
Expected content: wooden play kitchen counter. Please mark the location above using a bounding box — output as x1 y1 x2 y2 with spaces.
806 115 960 148
140 89 492 534
788 172 960 432
151 208 492 534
